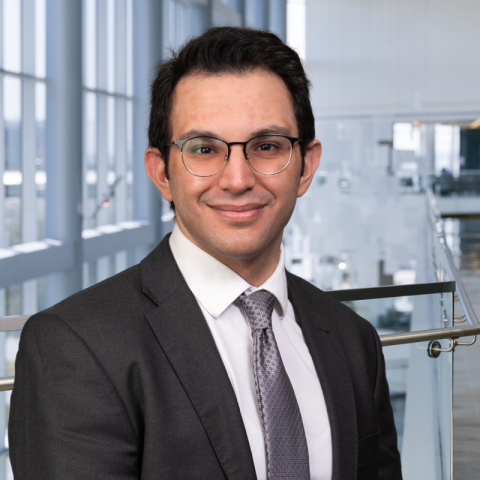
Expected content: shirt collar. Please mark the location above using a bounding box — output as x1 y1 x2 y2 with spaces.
169 223 288 319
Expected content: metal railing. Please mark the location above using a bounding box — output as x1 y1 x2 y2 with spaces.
0 279 476 391
327 280 480 349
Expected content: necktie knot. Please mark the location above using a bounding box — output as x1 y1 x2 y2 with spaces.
236 289 276 331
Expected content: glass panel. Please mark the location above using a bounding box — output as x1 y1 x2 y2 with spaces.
430 171 480 197
107 95 115 224
344 291 453 335
3 0 21 73
83 91 97 229
392 334 453 479
126 99 133 221
3 76 22 247
35 82 46 240
5 286 20 317
344 291 453 478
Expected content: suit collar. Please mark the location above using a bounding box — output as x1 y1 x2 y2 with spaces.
169 224 249 318
286 271 358 480
141 237 257 480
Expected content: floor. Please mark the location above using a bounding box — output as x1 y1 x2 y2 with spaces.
451 219 480 478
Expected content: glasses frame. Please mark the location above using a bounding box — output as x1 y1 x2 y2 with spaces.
166 134 301 177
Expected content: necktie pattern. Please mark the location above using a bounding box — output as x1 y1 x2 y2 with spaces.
236 290 310 479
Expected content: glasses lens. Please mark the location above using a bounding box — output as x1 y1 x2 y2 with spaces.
182 137 228 176
246 135 292 174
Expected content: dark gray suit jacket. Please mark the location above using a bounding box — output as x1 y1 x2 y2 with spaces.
9 235 402 479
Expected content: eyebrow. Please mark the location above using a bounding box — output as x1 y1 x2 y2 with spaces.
178 125 294 141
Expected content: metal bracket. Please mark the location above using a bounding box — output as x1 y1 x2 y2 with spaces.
454 336 477 348
428 340 454 358
454 314 467 323
428 335 477 358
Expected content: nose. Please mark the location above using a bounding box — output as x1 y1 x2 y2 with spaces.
217 144 256 193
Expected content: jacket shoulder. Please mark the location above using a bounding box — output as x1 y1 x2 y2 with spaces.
35 264 155 332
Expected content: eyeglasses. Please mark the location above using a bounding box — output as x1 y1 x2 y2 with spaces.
166 134 300 177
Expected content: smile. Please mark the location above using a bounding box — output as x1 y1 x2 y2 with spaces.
209 203 266 221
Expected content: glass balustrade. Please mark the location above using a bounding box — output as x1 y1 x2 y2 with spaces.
430 171 480 197
327 284 454 479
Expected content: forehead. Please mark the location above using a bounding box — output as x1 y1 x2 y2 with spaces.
170 70 297 138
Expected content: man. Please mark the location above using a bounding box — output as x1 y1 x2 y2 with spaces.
9 27 402 479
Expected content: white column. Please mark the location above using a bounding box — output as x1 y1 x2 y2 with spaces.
21 0 38 314
132 0 164 263
268 0 286 41
189 2 211 38
115 0 127 225
96 0 109 228
44 0 83 307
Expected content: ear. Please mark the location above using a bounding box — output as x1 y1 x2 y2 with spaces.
297 139 322 198
144 147 173 202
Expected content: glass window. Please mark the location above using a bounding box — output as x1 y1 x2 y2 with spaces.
82 0 134 287
3 0 21 73
3 76 22 248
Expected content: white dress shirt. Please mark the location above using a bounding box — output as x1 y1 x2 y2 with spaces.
169 224 332 480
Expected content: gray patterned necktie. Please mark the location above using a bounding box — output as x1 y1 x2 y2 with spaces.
236 290 310 479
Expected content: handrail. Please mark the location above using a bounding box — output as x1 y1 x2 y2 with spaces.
326 280 455 302
0 315 30 332
380 324 480 347
0 377 14 392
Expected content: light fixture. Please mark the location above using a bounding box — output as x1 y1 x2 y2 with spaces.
338 262 346 270
470 119 480 129
35 171 47 186
3 171 22 186
86 169 98 185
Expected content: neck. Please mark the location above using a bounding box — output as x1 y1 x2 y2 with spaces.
176 222 282 287
215 242 282 287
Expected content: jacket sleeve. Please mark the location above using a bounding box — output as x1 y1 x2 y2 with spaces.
372 325 403 480
8 313 140 480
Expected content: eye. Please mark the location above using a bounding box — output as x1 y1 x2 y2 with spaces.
186 140 221 156
196 146 215 154
257 142 277 151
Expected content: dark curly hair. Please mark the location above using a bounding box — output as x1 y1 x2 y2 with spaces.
148 27 315 207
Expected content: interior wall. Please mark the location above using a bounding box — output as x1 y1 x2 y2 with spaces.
305 0 480 119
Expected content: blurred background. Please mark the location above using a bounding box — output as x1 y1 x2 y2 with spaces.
1 0 480 478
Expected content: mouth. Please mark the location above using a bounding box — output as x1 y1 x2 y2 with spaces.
209 203 267 222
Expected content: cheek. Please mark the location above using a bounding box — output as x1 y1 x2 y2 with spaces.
168 174 212 210
263 173 301 204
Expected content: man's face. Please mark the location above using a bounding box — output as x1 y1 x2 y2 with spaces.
146 71 321 263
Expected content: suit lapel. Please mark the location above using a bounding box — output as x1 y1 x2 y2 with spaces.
141 237 256 480
287 272 357 480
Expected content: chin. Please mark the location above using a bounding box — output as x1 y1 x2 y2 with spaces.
207 230 276 261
